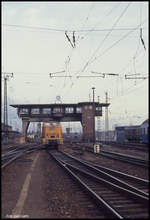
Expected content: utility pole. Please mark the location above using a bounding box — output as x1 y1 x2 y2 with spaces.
105 91 109 142
97 96 101 142
92 87 95 143
89 93 91 102
92 87 95 103
2 72 13 143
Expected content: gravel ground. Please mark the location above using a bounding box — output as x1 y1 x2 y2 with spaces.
2 153 34 218
61 144 149 180
101 144 148 160
2 149 107 219
2 143 148 219
22 150 101 218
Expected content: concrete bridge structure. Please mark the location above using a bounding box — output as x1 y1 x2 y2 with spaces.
11 101 110 143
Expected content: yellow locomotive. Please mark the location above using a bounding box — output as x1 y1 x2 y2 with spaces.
42 122 63 149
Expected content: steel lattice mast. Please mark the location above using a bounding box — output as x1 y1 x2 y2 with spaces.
2 72 13 137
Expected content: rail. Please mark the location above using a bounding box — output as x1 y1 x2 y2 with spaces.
47 150 149 218
85 146 148 167
2 144 45 169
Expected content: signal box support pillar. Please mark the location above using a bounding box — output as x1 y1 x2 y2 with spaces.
81 104 95 142
22 120 30 143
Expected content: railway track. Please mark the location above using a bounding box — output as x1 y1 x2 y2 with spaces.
100 150 148 167
2 144 45 169
47 149 149 218
100 141 148 152
85 146 148 167
2 143 38 153
74 157 149 196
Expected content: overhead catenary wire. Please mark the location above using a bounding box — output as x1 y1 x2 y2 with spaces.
140 28 146 50
83 18 147 70
139 3 146 51
133 2 143 61
65 31 74 48
118 47 146 78
49 70 65 77
71 3 122 46
63 10 76 90
73 31 76 48
3 23 143 33
79 2 132 74
109 76 147 102
91 71 119 77
70 4 144 89
75 2 95 43
3 4 148 108
83 29 147 79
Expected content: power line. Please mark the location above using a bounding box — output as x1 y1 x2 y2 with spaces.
76 75 105 78
80 2 132 73
65 31 74 48
125 74 147 79
3 23 142 33
110 77 147 101
76 2 95 43
49 75 72 78
91 71 119 77
74 3 122 45
91 71 105 78
118 47 146 77
49 70 65 77
140 28 146 50
87 18 147 68
2 71 147 80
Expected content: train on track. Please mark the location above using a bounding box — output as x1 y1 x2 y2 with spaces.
42 122 63 149
115 119 149 143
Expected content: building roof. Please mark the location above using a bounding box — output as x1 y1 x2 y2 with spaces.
141 119 149 125
10 102 110 108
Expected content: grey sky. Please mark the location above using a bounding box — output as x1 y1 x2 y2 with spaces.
2 1 149 131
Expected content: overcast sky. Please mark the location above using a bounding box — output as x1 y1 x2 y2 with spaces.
2 1 149 132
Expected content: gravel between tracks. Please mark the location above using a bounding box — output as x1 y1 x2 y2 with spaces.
2 144 148 218
2 150 104 218
23 150 101 218
61 144 149 180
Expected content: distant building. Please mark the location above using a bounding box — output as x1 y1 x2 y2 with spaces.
63 131 82 142
96 130 115 142
1 123 21 144
1 123 12 132
114 119 149 143
140 119 148 133
140 119 149 143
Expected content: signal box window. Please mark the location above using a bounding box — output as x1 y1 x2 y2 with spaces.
53 108 63 113
96 107 102 111
31 108 40 114
76 107 82 113
65 107 74 113
42 108 51 114
19 108 28 114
